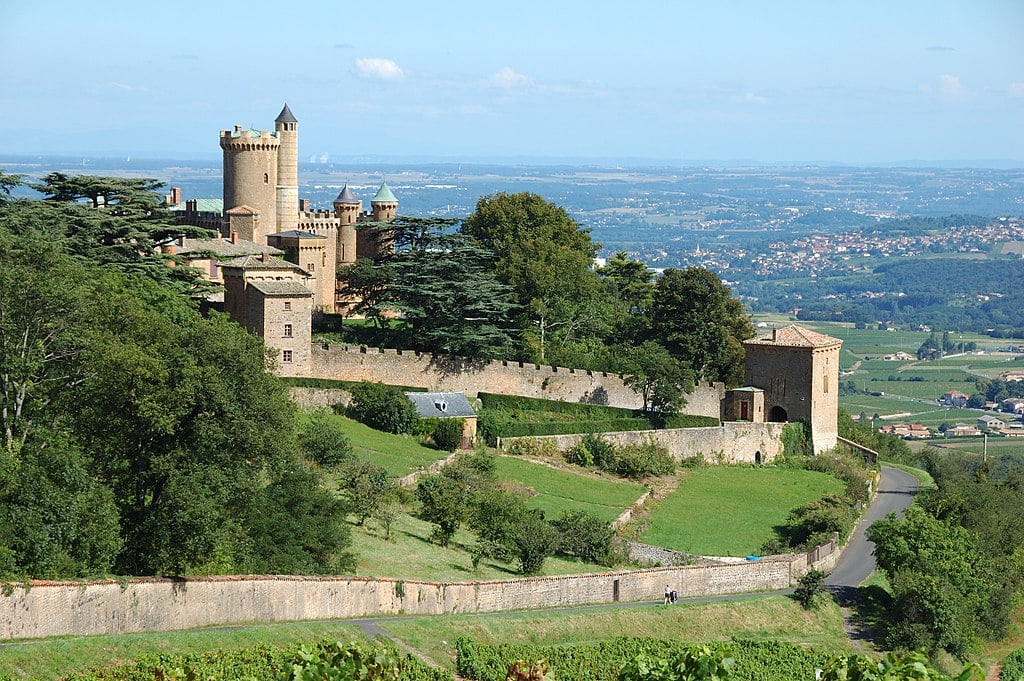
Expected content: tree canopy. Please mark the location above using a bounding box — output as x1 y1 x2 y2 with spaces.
0 184 352 578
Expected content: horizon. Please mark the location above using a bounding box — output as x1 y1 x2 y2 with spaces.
2 2 1022 164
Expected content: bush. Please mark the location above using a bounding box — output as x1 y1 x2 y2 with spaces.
610 442 676 479
338 461 395 525
298 412 353 466
514 511 561 575
432 419 464 452
553 510 617 565
782 495 857 548
506 438 561 457
794 568 828 609
348 382 418 434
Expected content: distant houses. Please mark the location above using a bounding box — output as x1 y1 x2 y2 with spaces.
940 390 969 408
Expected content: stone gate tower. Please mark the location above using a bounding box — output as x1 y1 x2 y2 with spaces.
220 125 279 243
742 325 843 453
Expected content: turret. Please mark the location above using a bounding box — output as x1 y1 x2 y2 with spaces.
370 180 398 222
275 103 299 233
220 125 280 244
333 185 360 264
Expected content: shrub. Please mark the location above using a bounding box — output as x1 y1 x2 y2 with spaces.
432 419 464 452
610 442 676 479
794 568 828 609
553 510 616 565
514 511 561 575
506 438 561 457
782 495 857 548
298 412 353 466
338 461 395 525
348 382 418 434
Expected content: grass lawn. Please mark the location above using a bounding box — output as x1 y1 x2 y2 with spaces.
494 456 647 523
379 594 853 669
639 467 846 557
346 509 612 581
0 620 370 681
300 410 448 478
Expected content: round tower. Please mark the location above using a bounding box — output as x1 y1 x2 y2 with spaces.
370 180 398 222
275 103 299 233
333 185 360 265
220 125 280 244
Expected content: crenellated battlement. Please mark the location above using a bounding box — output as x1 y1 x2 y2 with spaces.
220 125 280 151
303 343 726 418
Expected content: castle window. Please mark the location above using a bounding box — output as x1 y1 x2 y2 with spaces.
283 301 291 311
284 324 293 338
308 262 315 272
263 173 269 184
282 350 293 363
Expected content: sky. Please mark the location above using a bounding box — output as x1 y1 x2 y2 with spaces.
1 0 1022 164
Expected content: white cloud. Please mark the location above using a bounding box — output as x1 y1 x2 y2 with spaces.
742 92 767 104
938 74 965 99
355 57 404 81
1010 82 1024 97
489 67 531 89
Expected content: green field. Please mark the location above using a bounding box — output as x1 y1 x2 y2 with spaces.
346 508 612 581
494 455 647 523
302 411 448 477
640 467 846 557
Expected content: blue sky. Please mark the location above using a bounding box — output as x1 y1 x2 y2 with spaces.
1 1 1021 164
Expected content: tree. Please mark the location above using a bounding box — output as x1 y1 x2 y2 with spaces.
338 461 395 526
462 192 603 361
513 509 560 575
618 341 693 420
552 510 616 565
336 257 392 325
345 218 519 358
431 418 464 452
867 507 1004 659
21 173 214 297
647 268 754 385
298 413 354 466
415 474 467 546
347 382 418 434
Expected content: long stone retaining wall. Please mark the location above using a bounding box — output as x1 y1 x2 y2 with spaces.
499 421 787 465
304 344 726 419
0 542 837 640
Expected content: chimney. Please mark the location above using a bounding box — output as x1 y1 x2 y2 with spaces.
231 230 239 244
170 187 181 205
261 251 269 263
299 198 310 212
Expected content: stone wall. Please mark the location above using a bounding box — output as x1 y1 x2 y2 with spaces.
1 555 812 640
304 344 726 418
499 421 786 465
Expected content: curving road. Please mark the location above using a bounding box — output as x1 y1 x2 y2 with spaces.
825 466 919 645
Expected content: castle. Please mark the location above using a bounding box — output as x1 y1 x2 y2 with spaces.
169 105 841 453
171 104 398 372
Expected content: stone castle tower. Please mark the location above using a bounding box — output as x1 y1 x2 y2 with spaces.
213 104 397 315
742 325 843 453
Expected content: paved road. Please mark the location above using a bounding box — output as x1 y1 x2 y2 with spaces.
826 465 918 598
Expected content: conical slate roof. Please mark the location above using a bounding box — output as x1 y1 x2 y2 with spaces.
275 103 297 124
372 181 397 203
334 185 359 205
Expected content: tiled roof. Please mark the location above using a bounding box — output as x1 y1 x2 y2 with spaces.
247 280 312 297
744 325 842 349
176 237 281 258
219 254 306 272
404 392 476 418
225 205 259 215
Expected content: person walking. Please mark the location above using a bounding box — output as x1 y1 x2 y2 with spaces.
664 584 672 605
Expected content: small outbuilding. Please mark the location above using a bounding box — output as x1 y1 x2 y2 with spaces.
404 391 478 449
